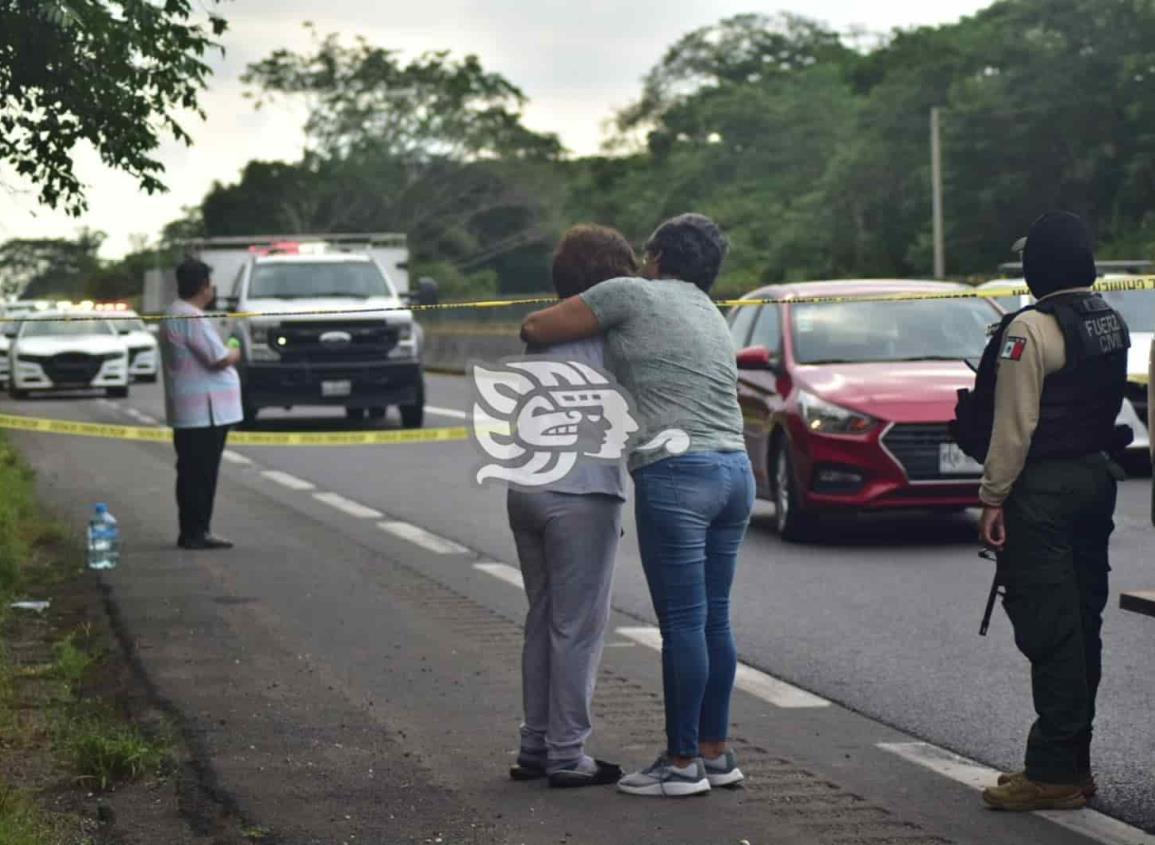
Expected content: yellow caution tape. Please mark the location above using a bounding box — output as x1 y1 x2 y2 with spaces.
0 413 468 446
15 275 1155 322
720 276 1155 308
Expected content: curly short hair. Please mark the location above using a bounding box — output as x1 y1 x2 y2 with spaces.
644 213 729 292
552 224 638 299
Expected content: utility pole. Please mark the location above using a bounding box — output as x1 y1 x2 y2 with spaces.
930 106 945 279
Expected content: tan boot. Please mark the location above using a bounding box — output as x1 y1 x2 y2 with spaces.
997 770 1097 798
982 777 1087 811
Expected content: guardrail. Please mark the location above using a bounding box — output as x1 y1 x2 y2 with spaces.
418 295 538 372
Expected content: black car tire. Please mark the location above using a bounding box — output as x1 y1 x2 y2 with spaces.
400 379 425 429
9 387 27 400
107 386 129 399
771 439 812 543
345 407 367 422
367 407 387 420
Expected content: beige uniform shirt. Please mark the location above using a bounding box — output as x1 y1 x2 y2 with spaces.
978 288 1091 506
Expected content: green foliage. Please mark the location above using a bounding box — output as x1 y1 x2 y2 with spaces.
142 0 1155 295
49 636 95 688
0 434 37 597
0 783 62 845
0 0 228 215
0 232 103 300
61 715 168 791
243 26 562 163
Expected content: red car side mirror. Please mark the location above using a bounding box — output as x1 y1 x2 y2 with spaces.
736 345 776 370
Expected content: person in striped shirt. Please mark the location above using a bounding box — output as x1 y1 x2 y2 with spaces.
160 258 242 550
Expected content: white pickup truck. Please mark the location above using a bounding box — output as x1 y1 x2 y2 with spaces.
149 235 437 426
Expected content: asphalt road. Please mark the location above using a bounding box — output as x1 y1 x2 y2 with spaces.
5 375 1154 843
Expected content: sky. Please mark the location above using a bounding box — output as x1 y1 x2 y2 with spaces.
0 0 990 258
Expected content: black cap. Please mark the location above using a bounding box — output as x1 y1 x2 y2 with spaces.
1014 211 1096 298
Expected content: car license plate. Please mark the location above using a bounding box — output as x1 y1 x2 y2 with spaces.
939 442 982 476
321 379 352 398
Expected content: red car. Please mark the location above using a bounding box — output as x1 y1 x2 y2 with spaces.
729 280 1003 541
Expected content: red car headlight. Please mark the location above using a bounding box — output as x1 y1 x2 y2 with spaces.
798 390 878 435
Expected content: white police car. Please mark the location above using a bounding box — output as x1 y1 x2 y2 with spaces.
0 322 11 387
106 310 159 382
6 313 129 399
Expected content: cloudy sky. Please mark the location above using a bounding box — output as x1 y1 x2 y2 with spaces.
0 0 989 258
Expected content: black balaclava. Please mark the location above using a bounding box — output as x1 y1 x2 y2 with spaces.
1022 211 1097 298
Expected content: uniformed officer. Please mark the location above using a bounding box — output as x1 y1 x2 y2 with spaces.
973 211 1130 812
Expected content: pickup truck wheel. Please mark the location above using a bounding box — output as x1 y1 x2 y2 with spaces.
367 407 387 420
400 402 424 429
399 379 425 429
345 407 367 422
772 440 812 543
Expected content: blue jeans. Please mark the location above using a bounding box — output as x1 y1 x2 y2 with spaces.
632 451 755 758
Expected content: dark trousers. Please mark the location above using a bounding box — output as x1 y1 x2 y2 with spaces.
999 453 1116 784
173 426 230 541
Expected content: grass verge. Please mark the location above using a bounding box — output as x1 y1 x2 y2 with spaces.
0 431 169 843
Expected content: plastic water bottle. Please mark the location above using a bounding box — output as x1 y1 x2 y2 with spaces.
86 504 120 571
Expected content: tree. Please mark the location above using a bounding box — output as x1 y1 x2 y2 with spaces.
615 13 854 140
243 28 561 163
0 0 227 214
233 32 567 292
0 231 104 299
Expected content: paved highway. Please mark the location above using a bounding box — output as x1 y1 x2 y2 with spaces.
5 375 1154 844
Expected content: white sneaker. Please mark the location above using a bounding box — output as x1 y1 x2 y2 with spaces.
617 754 710 797
703 750 745 787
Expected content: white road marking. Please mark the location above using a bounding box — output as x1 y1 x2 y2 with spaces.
425 405 468 420
473 562 524 588
877 742 1155 845
97 398 118 408
616 626 831 709
221 450 254 466
313 492 383 519
378 521 470 554
260 470 315 491
125 408 157 424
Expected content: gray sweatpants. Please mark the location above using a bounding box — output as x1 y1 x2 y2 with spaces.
507 489 622 772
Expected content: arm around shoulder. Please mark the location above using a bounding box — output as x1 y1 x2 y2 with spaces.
521 296 602 346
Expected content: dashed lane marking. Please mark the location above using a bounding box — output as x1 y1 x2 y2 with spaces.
877 742 1155 845
312 492 383 519
472 562 524 588
260 470 316 491
221 450 255 466
425 405 468 420
616 626 831 709
124 407 157 424
378 521 470 554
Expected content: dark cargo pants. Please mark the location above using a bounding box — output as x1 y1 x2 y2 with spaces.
998 453 1117 785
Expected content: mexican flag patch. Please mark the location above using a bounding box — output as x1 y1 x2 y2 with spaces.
1000 336 1027 361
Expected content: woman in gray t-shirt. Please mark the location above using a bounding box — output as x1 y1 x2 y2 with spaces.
522 214 755 798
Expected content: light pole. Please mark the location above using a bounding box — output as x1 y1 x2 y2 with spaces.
930 106 945 279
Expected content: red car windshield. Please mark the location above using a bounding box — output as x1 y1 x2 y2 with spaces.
791 299 997 365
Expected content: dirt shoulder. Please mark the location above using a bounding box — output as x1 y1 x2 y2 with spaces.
0 432 255 845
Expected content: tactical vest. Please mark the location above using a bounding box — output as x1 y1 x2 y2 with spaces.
951 292 1130 463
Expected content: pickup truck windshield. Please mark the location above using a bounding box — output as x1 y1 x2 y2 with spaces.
250 261 389 299
792 299 997 365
